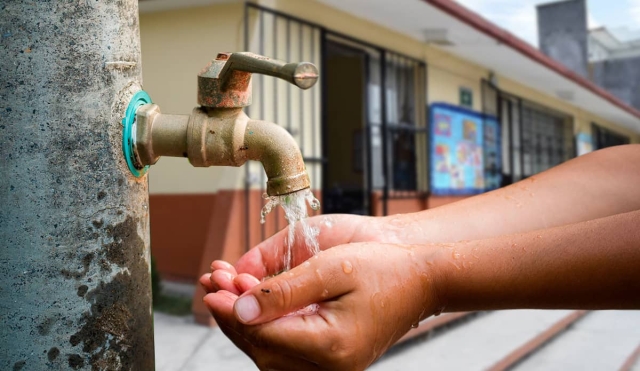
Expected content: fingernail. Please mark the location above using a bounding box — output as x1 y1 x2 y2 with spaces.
235 295 260 323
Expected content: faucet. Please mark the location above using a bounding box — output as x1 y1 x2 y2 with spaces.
128 52 318 196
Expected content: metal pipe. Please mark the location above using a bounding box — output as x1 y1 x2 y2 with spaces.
136 107 310 196
0 1 154 370
244 118 310 196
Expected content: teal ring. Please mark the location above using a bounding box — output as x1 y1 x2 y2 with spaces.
122 90 152 177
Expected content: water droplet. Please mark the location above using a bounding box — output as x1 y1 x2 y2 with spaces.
411 322 419 328
341 260 353 274
452 252 461 260
321 289 329 298
433 307 443 316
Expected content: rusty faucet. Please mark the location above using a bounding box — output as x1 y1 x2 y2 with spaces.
130 52 318 196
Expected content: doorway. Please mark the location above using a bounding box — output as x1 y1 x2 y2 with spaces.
322 40 369 215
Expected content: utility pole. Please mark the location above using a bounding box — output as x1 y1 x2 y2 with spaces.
1 1 154 370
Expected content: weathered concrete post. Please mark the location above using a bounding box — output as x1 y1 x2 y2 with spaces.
1 1 154 370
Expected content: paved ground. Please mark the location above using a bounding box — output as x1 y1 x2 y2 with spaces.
154 313 256 371
514 311 640 371
154 310 640 370
369 310 574 371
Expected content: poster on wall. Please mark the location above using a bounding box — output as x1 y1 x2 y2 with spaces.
429 103 500 195
576 132 593 156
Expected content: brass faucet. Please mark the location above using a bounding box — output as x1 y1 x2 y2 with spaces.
131 52 318 196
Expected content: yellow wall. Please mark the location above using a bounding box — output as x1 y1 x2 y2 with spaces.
140 3 246 194
140 0 639 195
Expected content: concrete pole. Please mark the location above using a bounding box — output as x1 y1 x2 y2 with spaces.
1 1 154 370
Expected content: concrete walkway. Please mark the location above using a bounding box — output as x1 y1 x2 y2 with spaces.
513 311 640 371
154 312 256 371
154 310 640 370
369 310 574 371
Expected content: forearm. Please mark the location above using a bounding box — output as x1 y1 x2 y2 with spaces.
426 209 640 312
385 145 640 244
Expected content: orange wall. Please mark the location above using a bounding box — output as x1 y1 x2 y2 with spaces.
149 194 216 281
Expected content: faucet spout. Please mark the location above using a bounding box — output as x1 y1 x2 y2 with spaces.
186 107 309 196
128 52 317 196
134 104 309 196
243 118 310 196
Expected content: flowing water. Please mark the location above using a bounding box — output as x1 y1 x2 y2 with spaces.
260 188 321 272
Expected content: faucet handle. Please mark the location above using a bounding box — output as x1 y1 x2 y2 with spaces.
197 52 319 108
219 52 318 90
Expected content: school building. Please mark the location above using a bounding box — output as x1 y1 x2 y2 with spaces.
138 0 640 324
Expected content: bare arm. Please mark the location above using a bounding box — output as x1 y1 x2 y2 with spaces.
434 208 640 311
201 145 640 370
202 210 640 370
385 144 640 244
231 144 640 281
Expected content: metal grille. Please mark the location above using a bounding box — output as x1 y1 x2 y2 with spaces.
385 54 429 194
482 80 574 184
592 123 630 149
243 3 428 250
244 4 323 249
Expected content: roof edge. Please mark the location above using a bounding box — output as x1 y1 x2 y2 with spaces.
423 0 640 121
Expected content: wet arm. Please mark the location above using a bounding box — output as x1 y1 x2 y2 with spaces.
385 145 640 244
427 209 640 311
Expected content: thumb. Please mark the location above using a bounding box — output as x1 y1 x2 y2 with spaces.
233 255 355 324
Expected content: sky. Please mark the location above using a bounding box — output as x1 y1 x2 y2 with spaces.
454 0 640 46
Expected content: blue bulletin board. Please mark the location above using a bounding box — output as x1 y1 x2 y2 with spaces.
429 103 501 195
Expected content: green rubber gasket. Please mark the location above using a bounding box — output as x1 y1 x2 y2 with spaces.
122 90 152 177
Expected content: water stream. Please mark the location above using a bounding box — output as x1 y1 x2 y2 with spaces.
260 188 321 272
260 188 323 316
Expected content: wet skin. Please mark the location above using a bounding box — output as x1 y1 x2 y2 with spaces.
201 145 640 371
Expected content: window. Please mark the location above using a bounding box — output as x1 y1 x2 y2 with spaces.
482 80 575 184
520 104 574 177
592 123 629 149
385 56 423 191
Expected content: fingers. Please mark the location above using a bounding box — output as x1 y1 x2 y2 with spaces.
205 291 326 371
199 273 215 293
203 291 259 359
209 259 245 295
211 260 237 275
234 273 261 293
235 227 289 278
211 269 240 295
246 311 336 362
235 214 362 278
233 254 355 325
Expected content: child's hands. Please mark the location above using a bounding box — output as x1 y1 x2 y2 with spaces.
234 214 395 280
202 243 444 371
